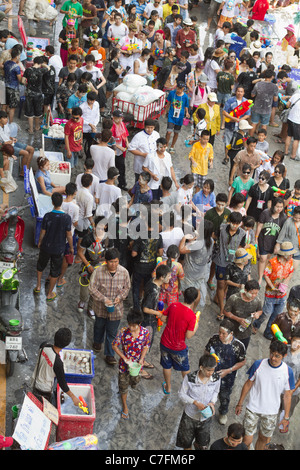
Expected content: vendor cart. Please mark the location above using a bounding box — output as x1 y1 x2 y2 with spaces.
112 94 166 129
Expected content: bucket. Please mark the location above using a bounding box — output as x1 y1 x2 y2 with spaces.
105 303 114 313
12 404 20 419
183 118 190 126
128 362 141 377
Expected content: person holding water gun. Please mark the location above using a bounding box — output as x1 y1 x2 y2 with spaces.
153 245 185 307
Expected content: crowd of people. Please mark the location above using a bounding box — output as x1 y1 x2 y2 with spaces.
0 0 299 452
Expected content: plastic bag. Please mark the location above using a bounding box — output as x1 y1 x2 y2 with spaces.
123 74 147 88
0 171 18 193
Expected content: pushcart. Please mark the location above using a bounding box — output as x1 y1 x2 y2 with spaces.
112 94 166 129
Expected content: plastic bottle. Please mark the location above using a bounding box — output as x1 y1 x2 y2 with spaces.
48 435 98 450
238 317 252 332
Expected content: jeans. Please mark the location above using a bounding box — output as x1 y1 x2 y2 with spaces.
218 379 234 416
93 317 120 357
253 296 286 339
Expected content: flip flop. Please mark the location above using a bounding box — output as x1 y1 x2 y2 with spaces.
216 314 224 321
57 279 67 288
275 139 284 144
33 288 40 295
141 371 153 380
207 281 216 291
143 362 154 369
46 293 57 302
269 123 279 127
162 382 170 395
121 411 129 420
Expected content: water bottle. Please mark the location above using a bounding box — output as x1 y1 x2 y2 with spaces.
238 316 252 332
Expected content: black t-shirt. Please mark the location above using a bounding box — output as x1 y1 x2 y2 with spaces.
80 231 112 264
141 279 160 320
247 183 273 221
59 28 79 50
257 208 286 253
42 65 56 95
41 211 72 255
132 233 163 271
224 262 248 299
107 59 121 82
237 70 258 99
23 66 48 94
210 438 248 450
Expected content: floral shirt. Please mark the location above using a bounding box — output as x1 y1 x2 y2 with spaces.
113 326 150 373
264 256 294 299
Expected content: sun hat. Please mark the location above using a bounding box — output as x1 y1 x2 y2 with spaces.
213 47 226 57
198 72 208 83
285 24 295 33
239 120 253 130
234 248 252 264
183 18 193 26
277 241 297 256
207 92 218 102
249 40 262 53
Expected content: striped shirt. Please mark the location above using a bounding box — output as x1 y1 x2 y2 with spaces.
88 264 131 320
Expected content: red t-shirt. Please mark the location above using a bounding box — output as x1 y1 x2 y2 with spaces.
64 117 83 152
160 302 196 351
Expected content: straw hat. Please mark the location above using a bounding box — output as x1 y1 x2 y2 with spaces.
234 248 252 264
277 241 297 256
249 40 262 54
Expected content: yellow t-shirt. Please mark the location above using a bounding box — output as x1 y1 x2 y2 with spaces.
189 141 213 176
162 3 180 20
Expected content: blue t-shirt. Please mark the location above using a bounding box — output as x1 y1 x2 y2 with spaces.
35 169 53 194
4 60 21 90
67 93 87 110
228 33 247 59
167 90 189 126
192 190 216 211
41 210 72 255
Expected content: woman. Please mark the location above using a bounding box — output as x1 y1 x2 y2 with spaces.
268 163 290 200
106 48 123 99
187 67 210 111
192 178 216 213
151 29 171 79
179 219 214 309
255 197 287 284
58 19 79 66
245 170 273 221
177 173 195 208
269 150 286 175
111 110 129 191
228 163 255 206
193 92 221 146
228 193 247 218
56 73 78 119
35 157 65 196
142 137 179 200
203 47 221 92
282 24 297 49
275 206 300 270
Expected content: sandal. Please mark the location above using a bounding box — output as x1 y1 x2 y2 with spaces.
162 382 170 395
140 371 153 380
121 411 129 420
33 287 40 295
143 361 154 369
275 138 284 144
216 314 224 321
46 293 57 302
207 281 216 291
57 279 67 288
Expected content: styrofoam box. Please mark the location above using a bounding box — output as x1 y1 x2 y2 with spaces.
60 348 95 384
49 161 71 187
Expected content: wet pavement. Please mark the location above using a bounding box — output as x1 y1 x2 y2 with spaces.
2 1 300 451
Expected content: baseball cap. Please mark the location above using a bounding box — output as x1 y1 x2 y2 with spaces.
207 92 218 102
112 109 123 117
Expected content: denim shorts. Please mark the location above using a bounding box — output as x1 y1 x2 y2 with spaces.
217 92 231 106
251 110 271 125
14 142 28 157
215 265 227 281
160 343 190 371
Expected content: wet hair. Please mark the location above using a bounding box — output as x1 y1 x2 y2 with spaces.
107 166 119 180
84 158 95 170
66 72 77 83
65 182 77 196
220 318 234 333
183 286 199 304
51 192 63 208
156 263 171 280
139 171 151 183
228 211 243 224
198 354 217 369
216 193 228 203
270 339 288 357
54 328 72 348
227 423 245 440
127 308 144 326
245 280 260 291
166 244 180 268
81 173 93 187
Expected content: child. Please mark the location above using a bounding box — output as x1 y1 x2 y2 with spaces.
83 17 102 51
162 46 176 67
188 129 214 192
154 244 185 306
177 174 195 207
256 128 269 154
285 179 300 217
128 171 153 207
228 192 247 218
112 309 151 419
192 178 216 213
241 215 256 277
87 38 106 71
190 108 207 144
68 38 86 67
140 263 171 377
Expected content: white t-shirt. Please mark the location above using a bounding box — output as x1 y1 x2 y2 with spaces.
75 172 99 210
204 59 220 89
160 227 185 260
76 187 94 232
49 55 63 82
143 151 173 190
61 200 79 235
144 3 163 19
288 92 300 125
79 65 103 83
246 358 295 415
128 129 160 174
222 0 241 18
95 183 122 218
107 23 129 41
90 145 115 181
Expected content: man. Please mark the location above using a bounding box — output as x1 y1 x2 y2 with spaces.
253 241 295 340
250 68 278 136
176 354 221 450
0 110 34 175
64 106 84 168
60 0 83 30
80 90 100 157
107 12 129 47
210 422 248 450
229 136 261 186
3 46 22 123
223 86 251 161
81 0 97 31
143 0 163 21
167 14 183 49
22 56 51 135
128 118 160 182
58 54 83 86
235 340 295 450
205 318 246 425
34 193 73 302
41 55 56 115
95 166 122 218
175 17 196 59
90 129 115 183
163 0 180 21
160 287 201 394
67 83 87 115
0 30 26 63
32 328 80 406
89 248 131 365
45 45 63 100
272 300 300 345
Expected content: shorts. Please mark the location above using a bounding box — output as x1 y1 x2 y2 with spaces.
106 79 119 92
37 249 64 278
251 110 271 125
217 92 231 106
24 92 44 118
243 407 278 438
293 253 300 261
208 0 221 18
118 371 140 395
215 265 227 281
193 173 207 189
75 227 89 239
43 93 54 106
160 343 190 372
167 122 182 133
176 411 212 449
223 127 234 147
6 87 20 109
217 14 233 28
13 142 28 157
287 119 300 141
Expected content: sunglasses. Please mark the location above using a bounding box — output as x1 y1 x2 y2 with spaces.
274 170 281 174
259 177 266 181
243 171 251 175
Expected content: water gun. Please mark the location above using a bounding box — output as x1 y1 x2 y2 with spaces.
235 58 239 76
195 310 201 324
78 396 89 414
224 100 254 123
121 43 140 52
156 256 162 265
271 186 286 196
48 435 98 450
154 48 164 57
111 37 120 42
210 348 220 363
271 324 288 344
278 93 288 106
157 300 165 331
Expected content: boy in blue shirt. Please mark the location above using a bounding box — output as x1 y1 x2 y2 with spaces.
164 82 190 153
